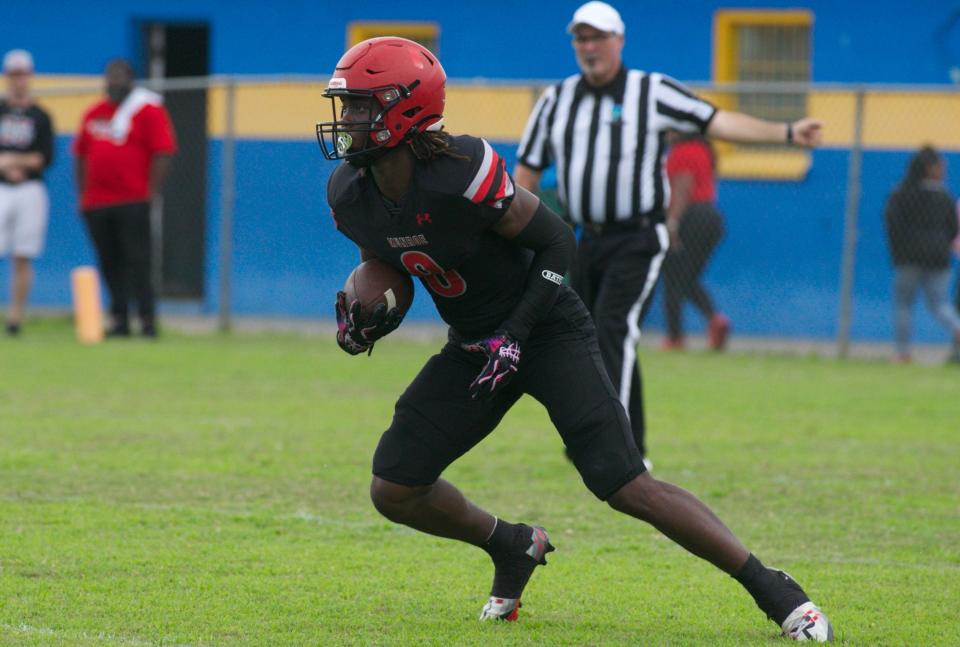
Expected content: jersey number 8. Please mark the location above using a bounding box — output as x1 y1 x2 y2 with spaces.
400 251 467 298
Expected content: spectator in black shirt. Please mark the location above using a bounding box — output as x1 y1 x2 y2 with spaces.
0 49 54 336
884 145 960 362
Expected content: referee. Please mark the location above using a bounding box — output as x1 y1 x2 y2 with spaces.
515 1 822 465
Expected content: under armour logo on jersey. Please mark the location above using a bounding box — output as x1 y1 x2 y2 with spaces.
415 212 432 226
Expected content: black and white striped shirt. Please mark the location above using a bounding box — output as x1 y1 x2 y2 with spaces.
517 67 716 226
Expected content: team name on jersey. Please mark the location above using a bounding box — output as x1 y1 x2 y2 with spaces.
387 234 429 249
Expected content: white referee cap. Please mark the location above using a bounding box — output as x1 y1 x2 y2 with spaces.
567 1 625 36
3 49 34 74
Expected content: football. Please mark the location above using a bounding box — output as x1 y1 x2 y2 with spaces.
342 258 415 323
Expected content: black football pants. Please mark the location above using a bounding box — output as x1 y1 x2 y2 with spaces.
372 287 645 500
570 224 670 459
83 201 155 328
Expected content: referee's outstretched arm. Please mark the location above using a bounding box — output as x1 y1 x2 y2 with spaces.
708 111 823 148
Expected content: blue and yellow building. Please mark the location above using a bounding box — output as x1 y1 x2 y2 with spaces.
3 0 960 342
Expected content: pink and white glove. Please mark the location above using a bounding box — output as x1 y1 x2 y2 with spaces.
461 330 521 401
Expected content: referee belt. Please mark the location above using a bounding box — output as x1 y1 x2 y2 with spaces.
579 215 658 236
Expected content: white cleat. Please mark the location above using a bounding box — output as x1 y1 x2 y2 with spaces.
782 601 834 642
479 596 520 621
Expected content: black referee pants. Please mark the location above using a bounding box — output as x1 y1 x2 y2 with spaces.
570 223 669 458
83 201 155 329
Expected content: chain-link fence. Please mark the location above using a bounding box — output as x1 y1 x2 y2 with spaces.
689 82 960 359
18 77 960 358
877 145 960 361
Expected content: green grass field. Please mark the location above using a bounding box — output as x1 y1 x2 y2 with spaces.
1 321 958 646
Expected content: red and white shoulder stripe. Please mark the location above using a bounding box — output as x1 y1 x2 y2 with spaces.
462 139 515 209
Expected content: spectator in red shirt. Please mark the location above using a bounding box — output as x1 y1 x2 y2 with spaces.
661 132 729 350
73 59 176 337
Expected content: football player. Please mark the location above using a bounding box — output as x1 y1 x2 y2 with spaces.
318 37 832 641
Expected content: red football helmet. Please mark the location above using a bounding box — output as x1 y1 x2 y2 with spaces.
317 37 446 167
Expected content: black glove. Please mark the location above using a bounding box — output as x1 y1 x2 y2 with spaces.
335 291 404 356
460 330 521 400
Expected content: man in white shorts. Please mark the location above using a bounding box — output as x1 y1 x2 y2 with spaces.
0 49 54 336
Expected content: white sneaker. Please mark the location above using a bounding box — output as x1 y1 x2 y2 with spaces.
782 601 834 642
479 597 520 621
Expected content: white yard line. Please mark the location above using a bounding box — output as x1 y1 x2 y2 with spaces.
2 623 199 647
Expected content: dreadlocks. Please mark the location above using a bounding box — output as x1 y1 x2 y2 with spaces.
408 130 469 162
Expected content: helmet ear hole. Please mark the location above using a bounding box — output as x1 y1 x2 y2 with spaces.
402 106 422 119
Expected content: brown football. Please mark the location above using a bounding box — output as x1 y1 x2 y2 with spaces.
342 259 415 322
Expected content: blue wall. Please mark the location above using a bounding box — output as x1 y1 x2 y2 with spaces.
6 138 959 343
645 151 960 344
4 1 960 343
4 1 960 83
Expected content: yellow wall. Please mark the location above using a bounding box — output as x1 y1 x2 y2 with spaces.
863 92 960 149
207 83 325 140
25 75 960 152
207 83 539 140
29 75 99 136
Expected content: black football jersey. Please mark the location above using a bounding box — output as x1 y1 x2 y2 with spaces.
328 135 532 338
0 100 54 183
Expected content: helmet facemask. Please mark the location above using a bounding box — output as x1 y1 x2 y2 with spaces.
317 82 423 168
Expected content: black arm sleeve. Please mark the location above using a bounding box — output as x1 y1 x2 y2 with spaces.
499 200 576 342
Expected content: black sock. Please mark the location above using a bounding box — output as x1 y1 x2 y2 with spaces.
481 518 518 557
734 554 809 626
733 553 765 586
482 519 541 598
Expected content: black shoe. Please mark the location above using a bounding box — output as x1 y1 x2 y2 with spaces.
141 323 158 338
5 322 21 336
